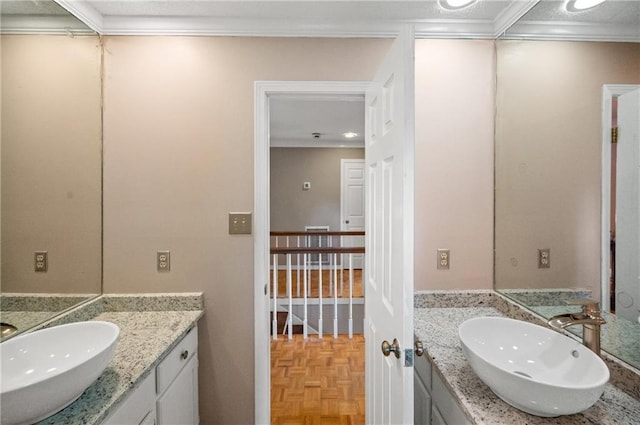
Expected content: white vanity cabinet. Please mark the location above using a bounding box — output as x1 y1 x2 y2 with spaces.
414 350 471 425
101 371 156 425
156 326 199 425
101 326 199 425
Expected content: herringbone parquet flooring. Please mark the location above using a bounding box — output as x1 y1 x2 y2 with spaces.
271 334 365 425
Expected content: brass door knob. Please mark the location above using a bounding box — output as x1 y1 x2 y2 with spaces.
381 338 400 358
414 340 424 357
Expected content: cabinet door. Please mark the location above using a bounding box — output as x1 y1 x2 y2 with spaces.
431 405 446 425
101 372 156 425
156 355 199 425
139 410 156 425
413 371 431 425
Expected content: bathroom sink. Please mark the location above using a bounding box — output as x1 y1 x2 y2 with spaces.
459 316 609 417
1 321 119 425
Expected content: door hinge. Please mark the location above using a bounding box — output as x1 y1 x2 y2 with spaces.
612 127 618 144
404 348 414 367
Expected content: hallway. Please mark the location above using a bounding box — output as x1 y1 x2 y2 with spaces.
271 334 365 425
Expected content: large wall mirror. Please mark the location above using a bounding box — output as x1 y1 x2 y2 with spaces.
1 0 102 339
495 0 640 368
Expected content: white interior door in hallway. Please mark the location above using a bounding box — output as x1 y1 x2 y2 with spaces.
341 158 365 269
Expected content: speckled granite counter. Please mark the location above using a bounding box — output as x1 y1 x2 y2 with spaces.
0 293 99 339
19 293 205 425
415 291 640 425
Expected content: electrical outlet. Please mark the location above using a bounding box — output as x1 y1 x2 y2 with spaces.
229 212 252 235
538 249 550 269
437 249 450 270
157 251 170 272
34 251 48 272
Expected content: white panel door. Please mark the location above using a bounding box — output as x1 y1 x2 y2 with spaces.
342 158 365 269
364 27 415 425
615 88 640 323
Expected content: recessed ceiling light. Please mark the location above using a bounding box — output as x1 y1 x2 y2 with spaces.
566 0 607 12
439 0 477 10
343 132 358 139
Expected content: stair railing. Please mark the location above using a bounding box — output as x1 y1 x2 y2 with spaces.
270 231 364 340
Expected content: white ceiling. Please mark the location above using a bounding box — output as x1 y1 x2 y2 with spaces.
54 0 535 38
270 97 365 148
2 1 638 41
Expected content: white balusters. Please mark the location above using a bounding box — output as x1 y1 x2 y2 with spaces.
318 253 323 339
348 254 354 339
269 231 364 341
272 253 278 340
303 253 308 339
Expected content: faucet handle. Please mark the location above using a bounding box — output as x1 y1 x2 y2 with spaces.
566 298 601 316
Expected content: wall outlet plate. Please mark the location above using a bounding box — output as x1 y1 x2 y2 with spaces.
157 251 170 272
538 249 550 269
35 251 48 272
437 249 450 270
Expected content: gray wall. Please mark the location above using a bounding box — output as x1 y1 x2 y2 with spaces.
270 147 364 232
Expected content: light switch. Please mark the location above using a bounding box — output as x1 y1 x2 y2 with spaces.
229 212 252 235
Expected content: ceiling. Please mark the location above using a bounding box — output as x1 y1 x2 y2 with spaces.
0 0 634 41
270 97 365 148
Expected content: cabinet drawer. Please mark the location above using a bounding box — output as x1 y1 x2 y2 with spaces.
156 326 198 395
414 352 432 390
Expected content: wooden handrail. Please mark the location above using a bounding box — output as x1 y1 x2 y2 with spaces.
270 230 365 237
270 246 365 255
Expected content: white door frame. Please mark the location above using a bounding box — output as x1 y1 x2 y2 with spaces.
600 84 640 313
254 81 369 424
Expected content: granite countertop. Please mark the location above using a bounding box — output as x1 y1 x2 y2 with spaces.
21 293 206 425
414 297 640 425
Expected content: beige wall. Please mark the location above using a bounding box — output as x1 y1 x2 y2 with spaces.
270 147 364 232
495 41 640 295
413 39 496 291
1 35 102 294
101 36 392 425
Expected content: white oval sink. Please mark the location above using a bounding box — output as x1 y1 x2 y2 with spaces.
459 316 609 417
1 321 119 425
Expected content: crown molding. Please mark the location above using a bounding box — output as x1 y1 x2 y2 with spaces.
270 140 365 148
503 21 640 42
52 0 640 42
0 15 95 35
54 0 104 33
492 0 540 37
86 16 508 39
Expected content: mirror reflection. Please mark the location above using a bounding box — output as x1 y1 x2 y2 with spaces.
0 0 102 339
495 0 640 369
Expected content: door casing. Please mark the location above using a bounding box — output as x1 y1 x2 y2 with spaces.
254 81 369 424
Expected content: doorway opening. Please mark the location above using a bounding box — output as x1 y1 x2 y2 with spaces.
601 84 640 320
254 81 370 425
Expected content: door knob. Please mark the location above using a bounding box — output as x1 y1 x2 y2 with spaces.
414 340 424 357
345 220 350 224
381 338 400 358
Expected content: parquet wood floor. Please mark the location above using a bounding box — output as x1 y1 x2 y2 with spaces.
271 334 365 425
272 269 363 299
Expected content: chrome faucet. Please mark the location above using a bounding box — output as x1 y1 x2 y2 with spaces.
547 299 606 356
